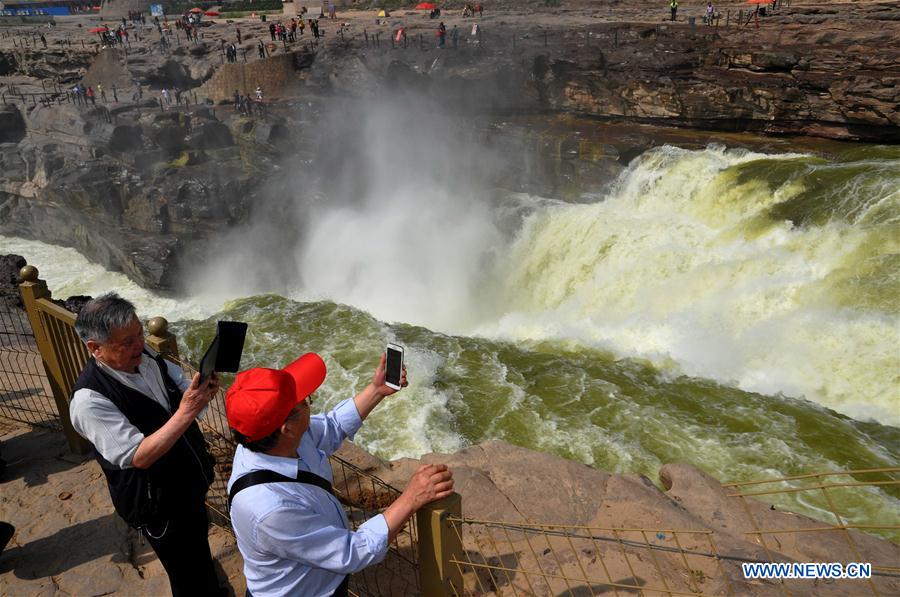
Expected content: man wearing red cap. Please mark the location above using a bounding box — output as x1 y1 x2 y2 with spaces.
226 352 454 597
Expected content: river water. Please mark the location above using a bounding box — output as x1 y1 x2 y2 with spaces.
3 143 898 534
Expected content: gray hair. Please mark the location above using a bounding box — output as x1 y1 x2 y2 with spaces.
74 292 139 344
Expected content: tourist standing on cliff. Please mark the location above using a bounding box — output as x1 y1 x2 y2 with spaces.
670 0 678 21
226 352 454 596
69 293 224 597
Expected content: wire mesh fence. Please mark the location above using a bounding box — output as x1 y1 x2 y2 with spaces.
331 455 420 596
724 468 900 588
0 299 60 430
443 467 900 596
446 518 733 596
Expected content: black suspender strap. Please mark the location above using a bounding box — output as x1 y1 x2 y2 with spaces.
228 469 334 509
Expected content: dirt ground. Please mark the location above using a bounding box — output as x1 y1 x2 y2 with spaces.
0 417 246 597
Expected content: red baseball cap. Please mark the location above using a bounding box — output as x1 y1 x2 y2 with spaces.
225 353 327 442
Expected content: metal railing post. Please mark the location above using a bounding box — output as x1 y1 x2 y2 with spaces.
417 492 464 596
18 265 91 454
146 316 179 358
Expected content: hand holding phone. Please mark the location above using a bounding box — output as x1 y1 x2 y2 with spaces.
384 343 404 391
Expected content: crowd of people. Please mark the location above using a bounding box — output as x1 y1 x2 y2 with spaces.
461 3 485 17
667 0 775 23
65 293 454 596
267 16 321 44
68 82 96 106
233 86 266 116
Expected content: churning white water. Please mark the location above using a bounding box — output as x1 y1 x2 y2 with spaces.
480 146 899 424
4 145 898 427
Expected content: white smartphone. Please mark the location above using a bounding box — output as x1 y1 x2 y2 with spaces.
385 343 404 391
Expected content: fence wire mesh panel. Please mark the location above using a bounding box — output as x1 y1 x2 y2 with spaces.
445 468 900 596
446 518 729 596
724 467 900 585
0 300 60 430
330 455 420 596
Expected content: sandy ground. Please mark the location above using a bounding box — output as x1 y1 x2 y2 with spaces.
0 417 246 596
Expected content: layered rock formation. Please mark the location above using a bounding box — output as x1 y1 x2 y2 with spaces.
535 12 900 141
0 98 285 287
1 2 898 286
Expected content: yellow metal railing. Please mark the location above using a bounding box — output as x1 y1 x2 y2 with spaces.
17 265 90 453
436 466 899 596
443 519 731 596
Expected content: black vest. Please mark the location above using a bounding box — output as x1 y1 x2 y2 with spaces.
72 353 215 528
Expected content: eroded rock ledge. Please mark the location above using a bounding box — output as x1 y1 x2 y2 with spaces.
335 440 899 595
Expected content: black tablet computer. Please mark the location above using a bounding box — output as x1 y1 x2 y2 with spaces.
198 321 248 384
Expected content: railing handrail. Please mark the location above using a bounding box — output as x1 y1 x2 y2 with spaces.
723 466 900 487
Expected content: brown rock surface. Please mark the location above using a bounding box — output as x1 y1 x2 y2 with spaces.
336 439 899 595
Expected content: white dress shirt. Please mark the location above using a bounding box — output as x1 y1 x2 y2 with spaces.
70 351 192 468
228 398 390 597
